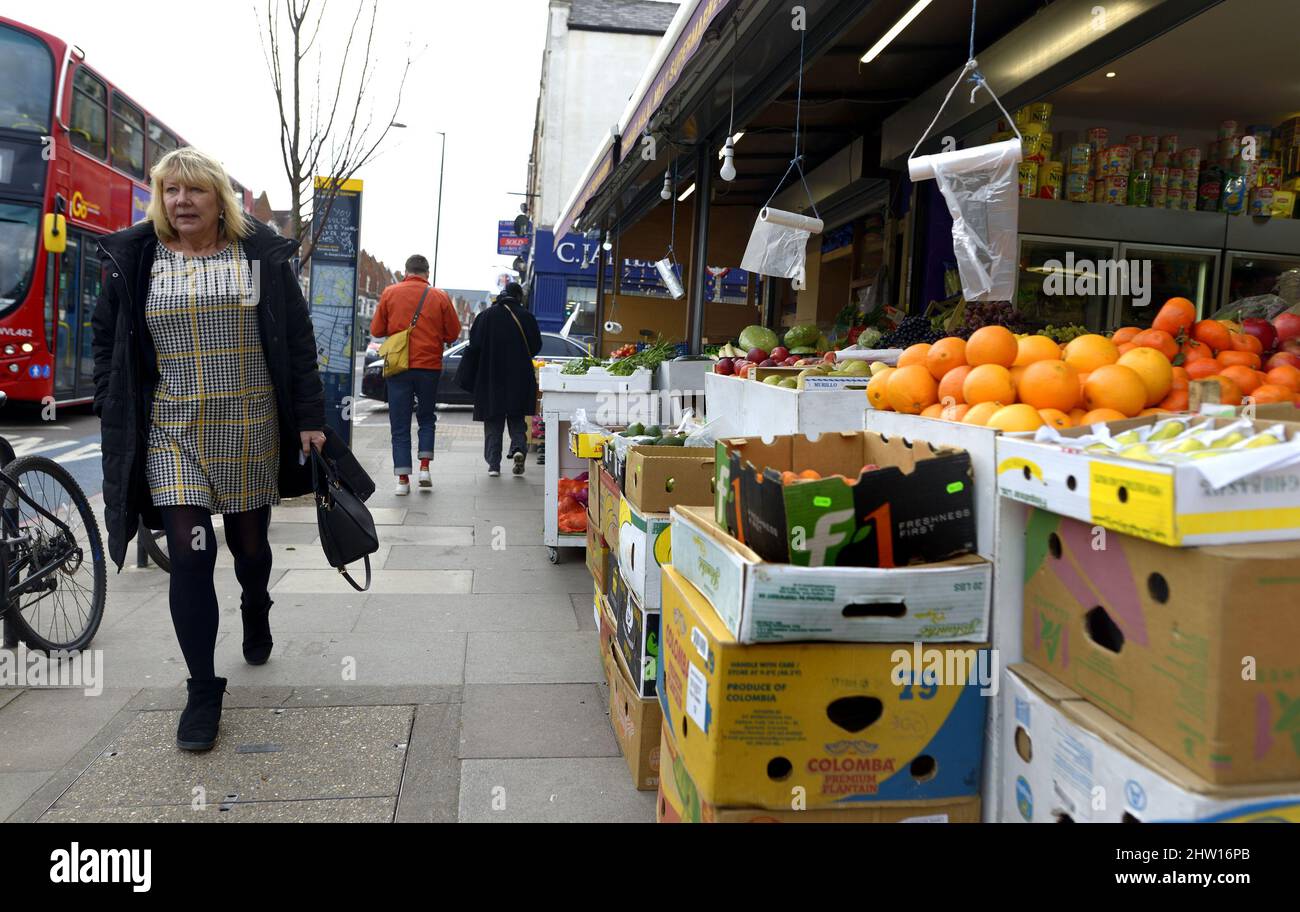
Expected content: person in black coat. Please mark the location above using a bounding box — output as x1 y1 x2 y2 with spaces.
91 147 326 752
463 283 542 475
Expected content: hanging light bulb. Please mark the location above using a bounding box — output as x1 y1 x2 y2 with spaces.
719 138 737 182
602 234 613 252
660 171 672 200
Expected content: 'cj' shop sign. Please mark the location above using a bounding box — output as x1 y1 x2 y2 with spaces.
532 228 748 300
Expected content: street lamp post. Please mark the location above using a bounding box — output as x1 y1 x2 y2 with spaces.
433 131 446 287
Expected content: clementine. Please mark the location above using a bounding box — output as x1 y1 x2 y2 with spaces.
1082 364 1147 417
1111 326 1141 345
963 364 1016 405
1265 365 1300 391
898 343 933 369
1131 328 1179 361
987 404 1045 433
937 364 973 404
961 402 1003 426
926 337 967 380
1192 319 1232 352
1014 335 1063 366
966 325 1019 367
1063 334 1120 373
1018 359 1080 411
1152 298 1196 335
886 365 939 415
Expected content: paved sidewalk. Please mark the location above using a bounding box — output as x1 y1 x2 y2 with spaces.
0 405 654 823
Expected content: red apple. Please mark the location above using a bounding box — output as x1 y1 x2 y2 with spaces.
1274 312 1300 343
1266 351 1300 372
759 359 777 368
747 348 769 363
1243 318 1277 352
783 357 799 366
715 357 734 375
770 346 790 362
732 359 751 378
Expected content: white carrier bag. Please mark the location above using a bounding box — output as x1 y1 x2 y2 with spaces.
908 59 1023 303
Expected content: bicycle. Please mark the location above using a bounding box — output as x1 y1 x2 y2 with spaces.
0 392 107 652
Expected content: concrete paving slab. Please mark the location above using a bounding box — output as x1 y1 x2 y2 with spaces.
458 758 655 823
571 593 597 631
78 630 219 688
274 507 408 525
41 796 396 823
471 563 593 594
211 631 467 687
49 704 414 812
0 770 54 821
395 701 461 823
0 688 23 711
350 526 473 546
272 569 471 595
459 684 616 759
385 545 566 571
215 544 394 570
0 688 137 772
357 594 577 633
465 631 603 685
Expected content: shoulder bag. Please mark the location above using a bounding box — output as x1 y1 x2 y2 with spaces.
311 442 379 592
377 287 431 378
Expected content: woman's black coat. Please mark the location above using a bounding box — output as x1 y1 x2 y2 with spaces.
467 296 543 422
91 219 325 571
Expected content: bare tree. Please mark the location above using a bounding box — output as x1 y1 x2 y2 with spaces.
257 0 413 265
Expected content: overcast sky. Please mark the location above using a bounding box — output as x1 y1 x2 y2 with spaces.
4 0 552 291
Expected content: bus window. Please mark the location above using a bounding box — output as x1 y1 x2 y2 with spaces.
111 95 146 179
148 121 178 171
0 202 40 317
0 23 54 134
71 68 108 160
54 235 80 399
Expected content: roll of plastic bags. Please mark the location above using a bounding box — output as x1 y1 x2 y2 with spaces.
740 207 825 279
911 138 1023 302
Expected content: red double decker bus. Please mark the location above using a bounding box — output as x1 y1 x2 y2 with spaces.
0 16 252 406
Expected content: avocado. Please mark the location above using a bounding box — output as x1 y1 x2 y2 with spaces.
626 422 645 437
660 436 686 446
644 425 662 438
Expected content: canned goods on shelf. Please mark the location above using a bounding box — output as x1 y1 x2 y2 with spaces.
1128 171 1153 207
1037 161 1063 199
1181 148 1202 170
1220 120 1239 139
1087 127 1109 153
1022 121 1045 137
1142 136 1159 152
1152 166 1169 189
1125 134 1144 148
1151 186 1169 207
1040 132 1055 157
1103 175 1128 205
1160 134 1180 154
1021 133 1043 161
1154 151 1171 169
1259 165 1283 189
1223 136 1241 160
1029 102 1053 126
1166 188 1183 209
1094 181 1108 203
1271 189 1297 218
1018 161 1039 197
1067 143 1093 171
1135 150 1155 171
991 130 1016 143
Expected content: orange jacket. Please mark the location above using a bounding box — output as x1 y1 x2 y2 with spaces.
370 276 462 371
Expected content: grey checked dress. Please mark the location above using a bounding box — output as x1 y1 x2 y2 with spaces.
145 240 281 513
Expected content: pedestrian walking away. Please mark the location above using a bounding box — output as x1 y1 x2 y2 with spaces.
370 254 462 494
459 282 542 476
91 147 328 753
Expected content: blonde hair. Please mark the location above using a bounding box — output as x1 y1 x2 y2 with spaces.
147 147 250 242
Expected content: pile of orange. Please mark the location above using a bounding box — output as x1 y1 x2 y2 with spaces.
868 298 1300 428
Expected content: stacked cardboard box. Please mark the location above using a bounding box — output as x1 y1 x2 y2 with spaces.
1004 664 1300 822
586 445 718 792
1019 508 1300 789
653 430 993 822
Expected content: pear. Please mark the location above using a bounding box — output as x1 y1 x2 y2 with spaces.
869 362 889 376
1167 437 1207 453
841 360 872 377
1148 421 1187 442
1120 444 1158 463
764 375 783 386
1114 430 1144 446
1242 434 1280 449
1210 432 1246 450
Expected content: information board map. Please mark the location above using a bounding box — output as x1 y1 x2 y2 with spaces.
309 262 355 375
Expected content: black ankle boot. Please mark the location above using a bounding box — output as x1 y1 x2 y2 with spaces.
241 597 274 666
177 677 228 751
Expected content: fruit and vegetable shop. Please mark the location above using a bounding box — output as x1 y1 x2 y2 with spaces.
525 0 1300 825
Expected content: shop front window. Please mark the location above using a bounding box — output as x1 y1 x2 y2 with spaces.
0 202 40 317
565 284 597 337
0 24 53 135
1114 244 1218 328
1015 236 1116 332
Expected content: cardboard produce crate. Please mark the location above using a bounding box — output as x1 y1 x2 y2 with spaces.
997 414 1300 546
598 468 620 550
585 458 602 530
670 505 991 644
656 727 981 823
597 588 618 686
624 447 716 514
1004 665 1300 822
616 495 671 611
586 524 612 593
658 565 989 809
716 430 977 568
609 643 662 791
614 581 659 699
1021 508 1300 785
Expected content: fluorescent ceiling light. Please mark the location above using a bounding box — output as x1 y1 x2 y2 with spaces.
677 183 696 202
861 0 934 64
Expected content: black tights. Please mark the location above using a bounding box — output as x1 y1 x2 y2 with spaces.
159 505 273 681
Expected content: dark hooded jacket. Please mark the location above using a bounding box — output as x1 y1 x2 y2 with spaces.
466 292 542 422
91 219 325 571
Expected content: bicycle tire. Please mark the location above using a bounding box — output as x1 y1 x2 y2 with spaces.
1 455 107 652
139 518 170 573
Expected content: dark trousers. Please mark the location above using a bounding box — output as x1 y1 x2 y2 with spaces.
386 368 439 475
484 415 528 471
159 506 272 681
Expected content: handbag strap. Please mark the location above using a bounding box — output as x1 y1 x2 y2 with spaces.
503 303 530 353
409 287 431 329
339 556 372 592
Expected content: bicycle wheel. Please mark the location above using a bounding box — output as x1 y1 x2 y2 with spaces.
0 455 106 652
139 518 170 573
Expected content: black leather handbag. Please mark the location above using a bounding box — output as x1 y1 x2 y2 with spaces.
311 444 379 592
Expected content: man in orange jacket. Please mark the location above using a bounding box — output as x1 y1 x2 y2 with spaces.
370 255 462 494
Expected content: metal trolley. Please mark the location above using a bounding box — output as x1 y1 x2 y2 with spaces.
539 366 657 564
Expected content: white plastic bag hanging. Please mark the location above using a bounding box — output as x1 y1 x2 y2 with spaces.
740 207 825 279
908 60 1023 302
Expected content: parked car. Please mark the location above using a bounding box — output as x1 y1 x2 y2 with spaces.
360 332 590 405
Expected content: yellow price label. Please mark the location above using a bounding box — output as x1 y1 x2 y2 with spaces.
1089 462 1176 544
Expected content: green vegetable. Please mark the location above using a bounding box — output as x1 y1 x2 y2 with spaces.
788 346 816 355
607 338 678 376
659 436 686 446
644 426 662 439
626 423 644 437
561 357 603 375
739 325 780 354
784 324 819 349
